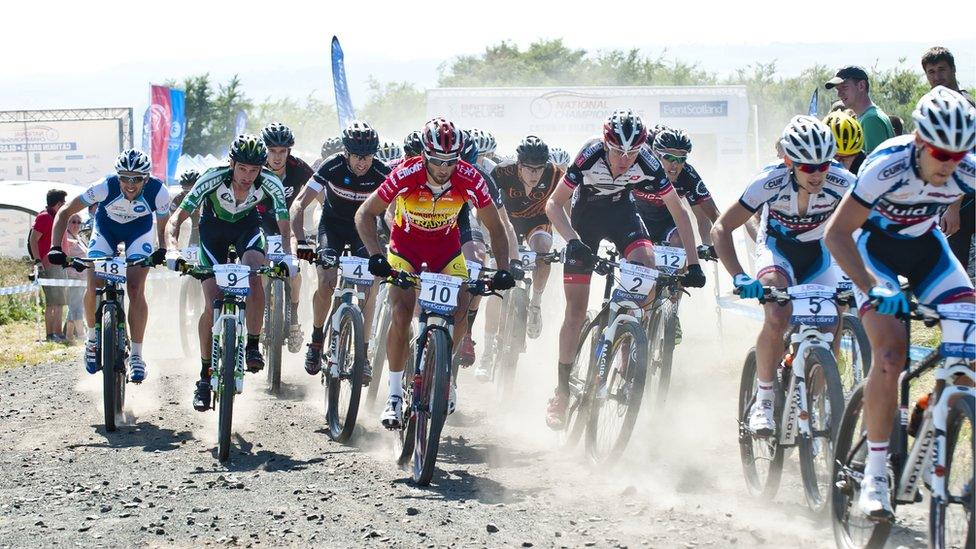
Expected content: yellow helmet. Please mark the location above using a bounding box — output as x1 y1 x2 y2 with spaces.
822 111 865 156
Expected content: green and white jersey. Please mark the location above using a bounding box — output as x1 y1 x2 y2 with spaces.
179 165 289 223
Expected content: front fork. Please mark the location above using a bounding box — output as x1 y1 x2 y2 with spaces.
595 306 643 391
210 301 246 394
410 315 451 415
781 331 833 445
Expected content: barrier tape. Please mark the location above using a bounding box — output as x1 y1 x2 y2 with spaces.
0 271 184 295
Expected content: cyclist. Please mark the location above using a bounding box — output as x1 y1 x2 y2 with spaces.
166 134 295 411
712 115 854 436
289 120 389 376
313 136 344 171
355 117 515 428
544 110 706 429
824 86 975 519
375 140 404 167
48 149 171 383
170 169 201 246
548 146 571 169
261 123 314 353
823 111 866 174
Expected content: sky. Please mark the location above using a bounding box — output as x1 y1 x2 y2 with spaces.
1 0 974 112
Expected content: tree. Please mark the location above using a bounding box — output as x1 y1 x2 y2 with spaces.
359 78 425 140
252 94 339 156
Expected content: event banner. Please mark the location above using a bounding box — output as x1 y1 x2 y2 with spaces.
149 85 171 180
331 36 356 129
167 88 186 182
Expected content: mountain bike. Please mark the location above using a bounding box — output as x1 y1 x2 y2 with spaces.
177 247 204 358
262 235 290 395
366 280 392 407
835 281 872 398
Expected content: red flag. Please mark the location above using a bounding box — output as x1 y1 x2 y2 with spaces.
149 85 172 180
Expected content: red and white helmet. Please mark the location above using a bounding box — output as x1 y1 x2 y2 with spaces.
603 110 648 151
421 118 464 159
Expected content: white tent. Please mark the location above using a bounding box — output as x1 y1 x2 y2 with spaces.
0 180 86 258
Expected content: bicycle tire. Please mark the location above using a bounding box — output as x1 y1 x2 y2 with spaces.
178 277 203 358
838 313 871 397
265 279 285 395
101 304 120 432
831 382 893 549
563 311 603 449
585 320 648 465
366 298 392 406
217 316 237 462
798 346 845 513
495 287 527 399
413 327 451 485
929 394 975 549
738 348 785 497
646 300 677 413
326 307 366 442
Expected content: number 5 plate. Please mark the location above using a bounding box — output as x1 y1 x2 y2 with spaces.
418 272 462 314
654 246 686 274
788 284 837 325
339 256 373 285
612 261 658 304
94 257 126 283
213 264 251 296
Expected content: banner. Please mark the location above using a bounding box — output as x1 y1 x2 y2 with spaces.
167 88 186 183
331 36 356 129
234 110 247 136
141 107 151 153
807 88 819 117
149 85 172 180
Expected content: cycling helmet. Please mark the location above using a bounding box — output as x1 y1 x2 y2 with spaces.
114 148 152 175
603 110 648 151
822 111 864 155
548 147 571 167
229 134 269 165
460 130 479 164
478 129 497 155
779 115 836 164
375 140 403 164
402 131 424 157
261 122 295 148
653 128 693 153
649 124 670 143
516 135 550 165
321 136 343 159
179 169 200 187
912 85 976 152
421 118 463 158
342 120 380 156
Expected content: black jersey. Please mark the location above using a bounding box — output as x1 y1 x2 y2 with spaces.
633 163 712 225
306 153 390 222
563 139 671 204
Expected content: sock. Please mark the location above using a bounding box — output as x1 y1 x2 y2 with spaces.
290 302 299 321
467 308 479 329
87 327 97 341
865 440 889 478
388 370 404 398
246 334 260 351
130 342 143 357
200 358 212 380
311 325 325 344
557 362 573 394
756 380 775 403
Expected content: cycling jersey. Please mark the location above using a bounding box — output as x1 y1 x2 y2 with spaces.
634 162 711 242
851 134 975 239
563 139 672 202
81 175 171 260
459 163 504 245
492 160 563 239
306 154 390 222
180 165 288 224
259 155 313 236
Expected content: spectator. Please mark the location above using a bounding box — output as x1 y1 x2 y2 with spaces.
888 115 904 136
921 46 976 107
28 189 68 342
62 213 88 344
825 65 895 153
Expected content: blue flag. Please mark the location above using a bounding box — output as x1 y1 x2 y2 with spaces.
331 36 356 129
234 110 248 136
808 88 819 117
141 107 151 153
167 88 186 183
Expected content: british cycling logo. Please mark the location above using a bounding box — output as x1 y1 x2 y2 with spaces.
878 159 909 181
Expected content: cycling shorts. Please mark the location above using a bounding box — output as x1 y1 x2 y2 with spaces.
565 199 652 282
260 210 281 237
317 215 368 259
88 216 155 260
458 203 486 245
198 215 265 268
388 236 467 278
510 217 552 244
755 234 837 287
643 216 678 245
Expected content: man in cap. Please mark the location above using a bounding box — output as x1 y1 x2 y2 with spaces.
825 66 894 153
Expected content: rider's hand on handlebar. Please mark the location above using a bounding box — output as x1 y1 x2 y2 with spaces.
509 258 525 281
149 248 168 267
696 245 717 261
868 285 909 316
278 254 298 277
46 246 67 267
491 269 516 291
296 240 316 262
682 264 706 288
368 254 393 278
733 273 764 300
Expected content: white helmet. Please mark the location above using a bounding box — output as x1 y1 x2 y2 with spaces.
375 140 403 164
779 115 836 164
549 147 571 167
114 148 152 175
912 86 976 153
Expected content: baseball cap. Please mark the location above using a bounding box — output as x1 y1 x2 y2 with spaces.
825 66 869 89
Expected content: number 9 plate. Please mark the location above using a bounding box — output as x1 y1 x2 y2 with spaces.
418 272 462 314
213 264 251 296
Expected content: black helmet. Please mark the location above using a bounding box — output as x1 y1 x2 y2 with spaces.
460 130 479 164
179 169 200 187
516 135 550 165
341 120 379 156
402 130 423 157
229 134 269 165
261 122 295 148
321 136 343 159
653 128 692 153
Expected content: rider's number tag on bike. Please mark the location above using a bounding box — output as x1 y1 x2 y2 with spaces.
788 284 837 325
339 256 372 285
94 257 126 284
612 262 658 304
266 235 285 262
936 303 975 359
519 250 537 273
654 246 686 274
213 264 251 297
418 272 461 314
179 247 199 265
465 260 482 280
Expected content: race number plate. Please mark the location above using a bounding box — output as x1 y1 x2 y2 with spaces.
213 264 251 297
339 256 373 285
180 247 200 265
418 272 462 314
788 284 837 326
94 257 126 284
266 235 285 262
465 260 482 280
654 245 686 274
519 250 537 273
612 261 658 304
937 303 975 359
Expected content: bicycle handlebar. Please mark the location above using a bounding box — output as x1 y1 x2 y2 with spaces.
382 268 501 298
68 256 155 272
179 263 287 281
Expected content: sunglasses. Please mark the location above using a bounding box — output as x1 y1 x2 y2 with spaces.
606 144 640 157
520 163 546 170
426 156 458 167
119 174 147 184
69 220 82 225
796 162 830 174
923 142 968 162
660 153 688 164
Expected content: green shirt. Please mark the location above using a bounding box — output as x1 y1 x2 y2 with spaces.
180 165 288 223
858 105 895 154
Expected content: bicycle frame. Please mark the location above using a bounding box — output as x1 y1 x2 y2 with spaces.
210 294 247 396
325 272 368 378
781 325 834 446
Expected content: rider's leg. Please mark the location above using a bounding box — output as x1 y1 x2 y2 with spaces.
528 230 553 306
755 270 791 400
558 278 591 393
311 265 339 340
859 309 906 477
197 278 219 376
242 249 267 345
84 270 99 333
125 265 150 349
360 281 378 343
385 285 415 398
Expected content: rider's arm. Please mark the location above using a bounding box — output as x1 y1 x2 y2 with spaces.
711 202 755 278
744 212 760 242
355 192 391 257
475 204 512 267
497 205 520 259
690 198 720 246
153 184 171 250
824 196 874 293
661 190 700 266
166 209 189 250
940 195 963 235
544 182 579 242
289 177 323 240
50 196 89 255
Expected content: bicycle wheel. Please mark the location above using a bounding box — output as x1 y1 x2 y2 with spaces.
929 394 974 549
585 320 648 464
646 300 677 412
326 307 366 442
798 346 844 513
838 313 871 397
563 311 603 448
396 339 416 466
101 303 121 432
495 287 527 399
217 316 237 462
179 277 204 358
831 382 893 549
413 327 451 485
366 298 392 406
265 279 285 395
738 348 785 497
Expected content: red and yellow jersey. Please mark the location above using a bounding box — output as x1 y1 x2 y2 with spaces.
376 157 494 242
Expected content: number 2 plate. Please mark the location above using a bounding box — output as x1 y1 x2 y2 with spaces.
788 284 837 325
94 257 126 283
418 272 462 314
654 246 686 274
213 264 251 296
266 235 285 262
339 256 372 285
612 261 658 304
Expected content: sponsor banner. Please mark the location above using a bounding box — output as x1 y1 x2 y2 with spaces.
331 36 356 129
234 110 247 137
141 107 151 152
167 88 186 183
149 85 172 180
0 119 122 185
659 101 729 118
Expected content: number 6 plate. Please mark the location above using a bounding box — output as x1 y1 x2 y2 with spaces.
339 256 373 285
94 257 127 283
519 250 537 272
418 272 462 314
612 261 658 304
213 264 251 296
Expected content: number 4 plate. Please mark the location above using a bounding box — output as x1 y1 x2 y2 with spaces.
213 264 251 296
339 256 373 285
94 257 126 283
418 272 462 314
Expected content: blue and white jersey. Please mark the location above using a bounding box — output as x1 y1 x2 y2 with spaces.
851 134 975 238
738 160 855 243
81 175 171 226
